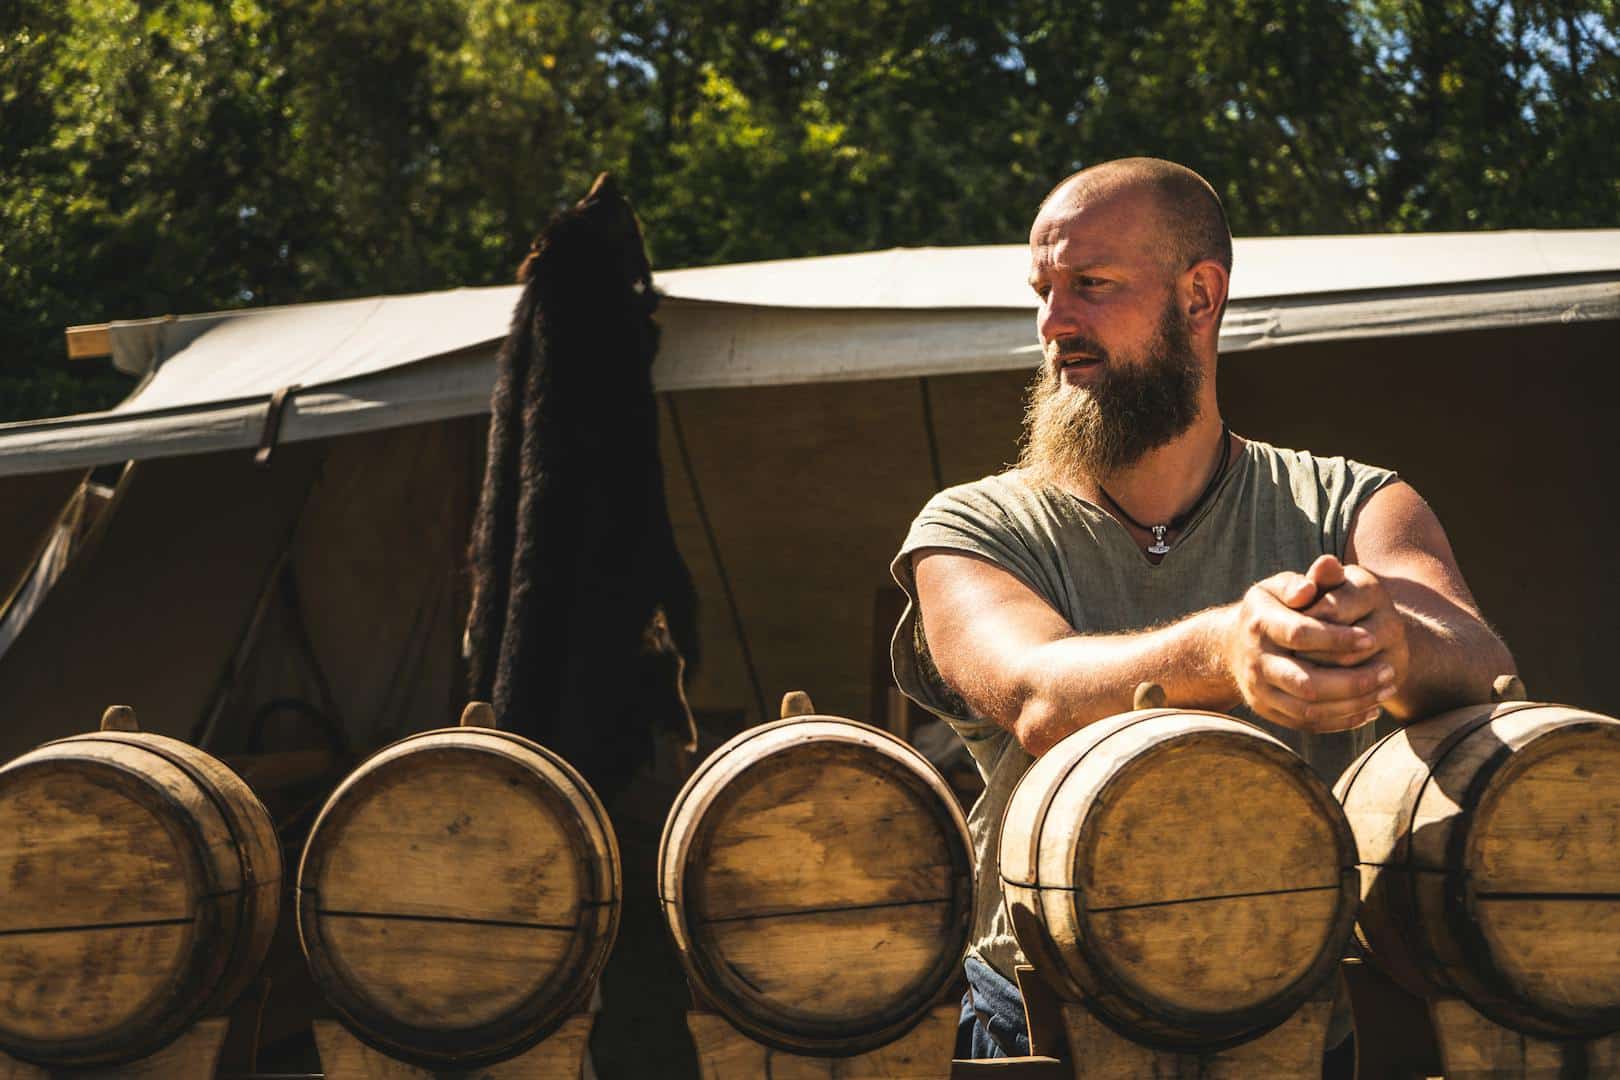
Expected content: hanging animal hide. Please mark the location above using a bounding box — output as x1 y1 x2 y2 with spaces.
465 174 700 800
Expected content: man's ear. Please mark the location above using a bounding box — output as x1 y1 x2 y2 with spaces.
1183 258 1229 335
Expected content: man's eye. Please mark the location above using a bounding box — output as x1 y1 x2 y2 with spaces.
1075 276 1106 289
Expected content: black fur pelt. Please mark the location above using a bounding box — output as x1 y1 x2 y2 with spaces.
465 173 700 801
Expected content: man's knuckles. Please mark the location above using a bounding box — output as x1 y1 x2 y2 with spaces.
1278 618 1354 653
1306 555 1347 589
1341 563 1380 588
1255 572 1315 610
1280 668 1379 706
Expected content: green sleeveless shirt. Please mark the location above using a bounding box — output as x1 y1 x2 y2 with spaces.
890 438 1397 980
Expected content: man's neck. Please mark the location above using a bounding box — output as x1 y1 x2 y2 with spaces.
1075 412 1232 527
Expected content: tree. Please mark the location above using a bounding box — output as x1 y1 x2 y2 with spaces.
3 0 1616 422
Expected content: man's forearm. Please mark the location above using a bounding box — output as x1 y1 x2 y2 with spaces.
1007 606 1240 755
1384 603 1515 721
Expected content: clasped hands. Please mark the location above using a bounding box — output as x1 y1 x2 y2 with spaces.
1225 554 1409 732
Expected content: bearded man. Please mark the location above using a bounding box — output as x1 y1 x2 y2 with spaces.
889 158 1515 1060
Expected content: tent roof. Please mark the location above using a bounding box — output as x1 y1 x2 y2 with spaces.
653 229 1620 310
2 230 1617 478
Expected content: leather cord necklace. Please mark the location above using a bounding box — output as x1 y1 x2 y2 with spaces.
1098 421 1231 556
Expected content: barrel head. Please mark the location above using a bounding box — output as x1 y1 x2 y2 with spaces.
298 730 620 1067
660 718 973 1055
1004 712 1357 1048
1464 716 1620 1035
0 728 279 1067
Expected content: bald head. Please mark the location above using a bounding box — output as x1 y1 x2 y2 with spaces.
1040 158 1232 276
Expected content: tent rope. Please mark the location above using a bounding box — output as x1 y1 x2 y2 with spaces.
663 393 768 725
918 377 945 491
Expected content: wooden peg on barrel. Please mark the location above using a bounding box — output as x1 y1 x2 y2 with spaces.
1132 681 1167 709
779 689 817 717
1492 673 1527 702
100 703 139 731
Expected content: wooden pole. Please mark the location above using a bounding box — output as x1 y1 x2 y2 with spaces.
687 1005 957 1080
313 1015 595 1080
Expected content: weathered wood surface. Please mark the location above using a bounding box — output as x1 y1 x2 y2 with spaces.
1337 700 1620 1038
948 1058 1068 1077
1053 989 1334 1079
661 709 973 1055
0 707 279 1068
1430 997 1620 1079
299 720 619 1068
1000 707 1357 1048
313 1015 595 1079
689 1004 957 1079
0 1017 229 1080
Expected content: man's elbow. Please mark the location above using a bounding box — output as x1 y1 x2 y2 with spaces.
1011 694 1074 758
1394 619 1518 721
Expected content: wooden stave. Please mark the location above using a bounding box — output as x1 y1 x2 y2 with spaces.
1001 708 1360 1050
296 726 621 1068
70 732 284 1019
0 731 281 1067
658 715 975 1056
1337 702 1620 1038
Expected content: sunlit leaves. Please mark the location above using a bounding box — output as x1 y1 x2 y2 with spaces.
1 0 1616 421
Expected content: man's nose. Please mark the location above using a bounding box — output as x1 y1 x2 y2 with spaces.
1037 289 1080 345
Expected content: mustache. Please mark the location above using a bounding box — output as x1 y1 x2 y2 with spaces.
1047 335 1110 364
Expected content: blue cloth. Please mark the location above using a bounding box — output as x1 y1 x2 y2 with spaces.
953 955 1355 1068
955 956 1030 1059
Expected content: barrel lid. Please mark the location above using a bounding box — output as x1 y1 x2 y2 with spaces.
0 728 277 1066
999 707 1303 890
1000 707 1357 1042
1459 708 1620 1032
1338 699 1620 1037
658 715 974 1054
297 726 620 1067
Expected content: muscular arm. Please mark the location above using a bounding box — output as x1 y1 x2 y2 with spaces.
913 551 1380 756
912 481 1512 756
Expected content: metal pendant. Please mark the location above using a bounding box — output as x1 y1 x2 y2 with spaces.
1147 525 1171 556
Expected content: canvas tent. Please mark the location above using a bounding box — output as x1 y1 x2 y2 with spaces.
1 230 1618 770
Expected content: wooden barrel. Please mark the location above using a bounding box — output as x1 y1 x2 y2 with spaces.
1336 698 1620 1038
659 714 974 1055
296 715 620 1067
1001 705 1358 1049
0 706 280 1067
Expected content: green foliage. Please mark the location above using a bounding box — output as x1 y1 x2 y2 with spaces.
3 0 1617 421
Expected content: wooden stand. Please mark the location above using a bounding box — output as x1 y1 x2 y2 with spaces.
686 1005 959 1079
1338 955 1442 1079
1426 998 1620 1079
0 1018 229 1079
951 966 1336 1078
312 1015 595 1079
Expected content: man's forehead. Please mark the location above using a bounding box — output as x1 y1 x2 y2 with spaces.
1028 189 1165 271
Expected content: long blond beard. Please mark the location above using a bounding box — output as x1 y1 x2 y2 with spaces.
1017 302 1203 487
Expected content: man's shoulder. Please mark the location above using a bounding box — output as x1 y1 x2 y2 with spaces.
927 469 1032 508
1242 438 1397 490
914 469 1066 532
899 469 1074 566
